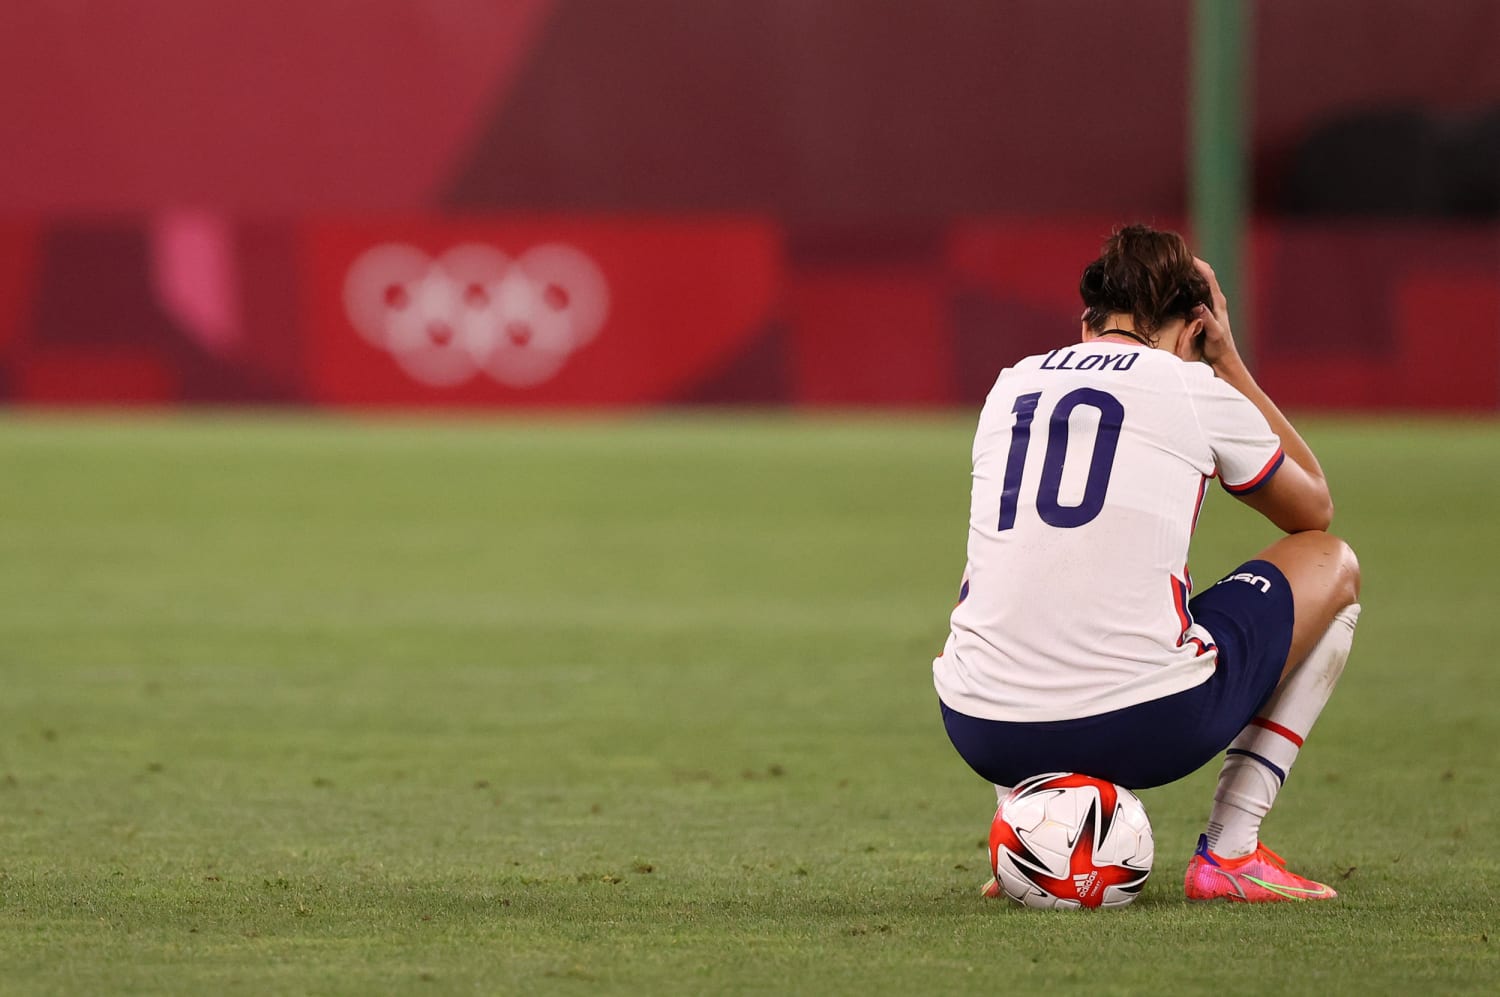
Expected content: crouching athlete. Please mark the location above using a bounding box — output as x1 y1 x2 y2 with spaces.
933 225 1361 902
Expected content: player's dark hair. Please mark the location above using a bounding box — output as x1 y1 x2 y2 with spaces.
1079 225 1211 337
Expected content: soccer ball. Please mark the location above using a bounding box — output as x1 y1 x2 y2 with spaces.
989 772 1153 909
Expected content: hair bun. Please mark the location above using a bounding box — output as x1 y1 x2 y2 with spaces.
1080 261 1107 296
1078 224 1209 334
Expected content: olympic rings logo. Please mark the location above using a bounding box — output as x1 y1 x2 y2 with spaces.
343 243 610 388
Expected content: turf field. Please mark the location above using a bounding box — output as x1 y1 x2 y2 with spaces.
0 413 1495 994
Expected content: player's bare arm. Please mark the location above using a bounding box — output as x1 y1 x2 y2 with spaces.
1188 258 1334 534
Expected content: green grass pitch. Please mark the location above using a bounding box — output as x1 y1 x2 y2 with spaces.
0 413 1495 994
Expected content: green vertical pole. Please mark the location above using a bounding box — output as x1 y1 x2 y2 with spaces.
1190 0 1252 368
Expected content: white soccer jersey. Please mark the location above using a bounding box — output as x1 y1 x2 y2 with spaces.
932 340 1285 722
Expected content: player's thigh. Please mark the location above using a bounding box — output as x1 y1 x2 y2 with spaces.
1251 530 1360 676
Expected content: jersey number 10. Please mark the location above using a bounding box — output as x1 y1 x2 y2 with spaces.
998 388 1124 530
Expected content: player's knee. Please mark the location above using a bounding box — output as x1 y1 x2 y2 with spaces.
1325 533 1361 605
1282 529 1361 606
1344 544 1361 602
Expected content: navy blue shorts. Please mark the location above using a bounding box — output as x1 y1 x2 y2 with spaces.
941 560 1295 790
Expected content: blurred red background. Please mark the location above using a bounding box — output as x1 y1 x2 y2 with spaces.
2 0 1496 408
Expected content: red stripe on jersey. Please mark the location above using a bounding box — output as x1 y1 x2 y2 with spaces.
1171 575 1192 637
1224 448 1285 495
1251 716 1306 747
1172 573 1214 655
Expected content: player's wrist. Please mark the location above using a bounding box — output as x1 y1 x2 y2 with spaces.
1210 353 1251 385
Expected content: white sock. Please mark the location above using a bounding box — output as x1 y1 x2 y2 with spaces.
1204 603 1361 858
994 783 1011 806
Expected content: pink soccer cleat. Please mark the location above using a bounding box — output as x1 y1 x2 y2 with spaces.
1184 834 1338 903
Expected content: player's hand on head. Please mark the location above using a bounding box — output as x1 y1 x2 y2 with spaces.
1191 257 1245 375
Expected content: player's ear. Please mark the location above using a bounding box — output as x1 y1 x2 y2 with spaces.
1176 318 1205 361
1080 316 1093 342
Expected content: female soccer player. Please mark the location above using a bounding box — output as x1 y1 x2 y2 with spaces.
934 225 1361 902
